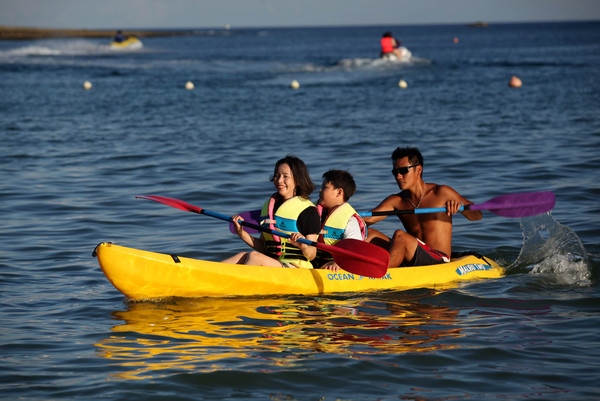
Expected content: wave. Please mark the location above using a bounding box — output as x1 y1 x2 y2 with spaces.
0 39 144 59
333 55 432 70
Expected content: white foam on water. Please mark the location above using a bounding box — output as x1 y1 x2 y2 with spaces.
530 252 591 286
333 55 432 70
1 40 105 57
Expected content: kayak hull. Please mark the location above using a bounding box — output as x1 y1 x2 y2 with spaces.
95 242 504 300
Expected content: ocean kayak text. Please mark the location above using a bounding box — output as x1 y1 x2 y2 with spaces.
327 273 392 281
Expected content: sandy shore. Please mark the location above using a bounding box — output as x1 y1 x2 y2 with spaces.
0 26 192 40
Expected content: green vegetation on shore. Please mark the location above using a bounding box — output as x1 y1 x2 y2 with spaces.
0 26 192 40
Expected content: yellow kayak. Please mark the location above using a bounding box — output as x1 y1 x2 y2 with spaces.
109 37 143 49
94 242 504 300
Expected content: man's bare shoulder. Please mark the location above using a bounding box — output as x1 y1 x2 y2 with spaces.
430 184 459 196
377 192 408 208
429 183 472 205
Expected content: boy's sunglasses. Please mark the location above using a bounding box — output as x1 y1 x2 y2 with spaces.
391 165 419 176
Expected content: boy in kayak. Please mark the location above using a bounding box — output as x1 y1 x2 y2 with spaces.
222 155 321 268
363 147 481 267
313 170 367 271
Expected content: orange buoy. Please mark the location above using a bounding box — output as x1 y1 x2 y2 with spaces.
509 75 522 88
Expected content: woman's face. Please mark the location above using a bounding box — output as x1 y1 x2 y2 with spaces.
273 163 296 200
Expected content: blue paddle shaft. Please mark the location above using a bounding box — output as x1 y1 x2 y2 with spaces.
360 206 466 217
202 209 316 247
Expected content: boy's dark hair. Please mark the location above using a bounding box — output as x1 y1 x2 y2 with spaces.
391 147 424 168
271 155 315 199
322 170 356 202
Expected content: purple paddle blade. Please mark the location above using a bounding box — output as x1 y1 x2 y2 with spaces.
229 209 262 234
470 191 555 217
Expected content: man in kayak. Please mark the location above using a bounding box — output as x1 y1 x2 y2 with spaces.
380 31 404 59
313 170 367 271
364 147 481 267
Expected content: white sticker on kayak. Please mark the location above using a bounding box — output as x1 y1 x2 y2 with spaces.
456 263 494 275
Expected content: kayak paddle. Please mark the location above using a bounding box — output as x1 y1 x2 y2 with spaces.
228 191 556 228
136 195 389 278
360 191 556 218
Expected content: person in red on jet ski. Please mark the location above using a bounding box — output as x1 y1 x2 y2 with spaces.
380 31 404 59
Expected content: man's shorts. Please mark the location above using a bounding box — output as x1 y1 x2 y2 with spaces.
407 239 450 266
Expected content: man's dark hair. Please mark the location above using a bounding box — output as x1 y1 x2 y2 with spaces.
391 147 423 167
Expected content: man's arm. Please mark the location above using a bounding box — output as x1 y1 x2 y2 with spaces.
441 186 482 221
362 194 399 226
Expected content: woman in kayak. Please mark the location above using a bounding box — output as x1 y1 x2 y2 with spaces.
222 155 321 268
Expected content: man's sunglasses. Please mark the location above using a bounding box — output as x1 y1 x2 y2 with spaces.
391 165 419 176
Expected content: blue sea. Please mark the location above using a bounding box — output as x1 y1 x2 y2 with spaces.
1 22 599 400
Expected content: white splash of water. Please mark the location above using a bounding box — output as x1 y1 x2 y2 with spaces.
513 213 592 286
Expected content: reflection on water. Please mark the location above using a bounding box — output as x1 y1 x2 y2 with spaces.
96 291 462 380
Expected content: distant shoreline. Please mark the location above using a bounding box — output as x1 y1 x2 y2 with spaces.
0 26 193 40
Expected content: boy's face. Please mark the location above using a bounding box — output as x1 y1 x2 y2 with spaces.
319 180 342 209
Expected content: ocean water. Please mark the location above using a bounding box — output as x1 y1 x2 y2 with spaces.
1 22 599 400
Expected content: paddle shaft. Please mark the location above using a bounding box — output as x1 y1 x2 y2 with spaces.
361 205 468 217
201 209 321 248
231 191 555 222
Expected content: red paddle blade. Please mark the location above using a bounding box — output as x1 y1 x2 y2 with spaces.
136 195 204 214
472 191 555 217
319 239 389 278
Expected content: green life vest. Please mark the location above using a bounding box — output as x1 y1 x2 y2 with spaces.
260 195 316 269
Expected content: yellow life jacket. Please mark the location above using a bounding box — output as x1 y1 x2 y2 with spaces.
260 195 316 269
313 203 367 267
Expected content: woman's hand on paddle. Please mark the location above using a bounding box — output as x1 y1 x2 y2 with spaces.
231 214 265 250
230 215 245 236
288 232 305 247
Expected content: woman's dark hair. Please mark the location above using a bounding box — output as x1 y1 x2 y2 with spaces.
270 155 315 199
